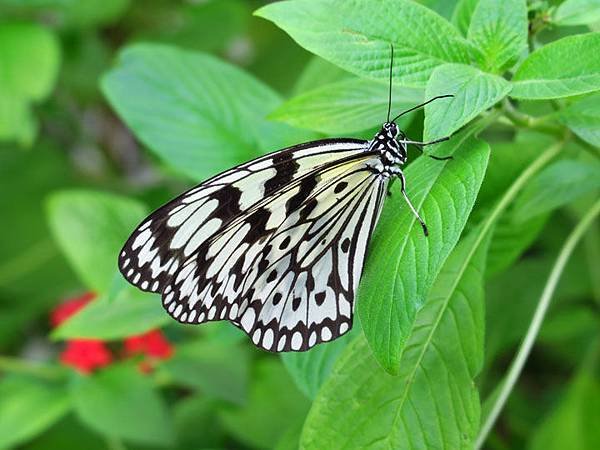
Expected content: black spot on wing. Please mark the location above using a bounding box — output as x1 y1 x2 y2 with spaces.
264 152 300 197
286 175 319 214
210 184 242 219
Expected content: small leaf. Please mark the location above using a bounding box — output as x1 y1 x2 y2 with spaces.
0 23 60 145
219 359 310 449
102 44 311 181
358 132 490 374
468 0 528 72
513 159 600 222
558 92 600 147
553 0 600 27
424 63 510 140
270 78 422 134
511 33 600 100
72 364 174 446
256 0 477 87
163 340 249 404
52 287 168 340
281 325 359 399
302 230 491 449
452 0 480 35
46 190 147 292
0 376 70 450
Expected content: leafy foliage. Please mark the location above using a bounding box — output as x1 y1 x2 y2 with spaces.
1 0 599 449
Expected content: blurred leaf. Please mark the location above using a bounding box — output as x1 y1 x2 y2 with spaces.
0 376 70 450
553 0 600 27
163 340 249 404
52 287 167 340
468 0 528 72
46 190 147 293
511 33 600 99
271 78 422 134
558 92 600 147
302 230 491 449
529 343 600 450
256 0 477 87
220 359 310 449
102 44 311 181
72 364 174 446
424 63 510 140
22 414 106 450
173 396 227 449
513 159 600 222
281 325 359 399
0 23 60 145
358 132 489 374
452 0 480 35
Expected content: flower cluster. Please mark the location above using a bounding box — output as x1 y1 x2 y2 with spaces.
51 293 173 374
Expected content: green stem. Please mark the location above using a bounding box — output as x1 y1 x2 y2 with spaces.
501 99 564 137
0 355 66 380
475 198 600 449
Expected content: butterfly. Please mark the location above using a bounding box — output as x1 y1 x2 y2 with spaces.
118 47 453 352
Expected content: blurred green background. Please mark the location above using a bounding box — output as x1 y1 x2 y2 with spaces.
0 0 599 449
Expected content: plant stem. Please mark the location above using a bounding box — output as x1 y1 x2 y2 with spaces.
0 355 66 380
501 98 563 137
475 198 600 449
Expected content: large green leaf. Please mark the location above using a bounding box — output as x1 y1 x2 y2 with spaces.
256 0 477 87
0 376 70 450
270 78 422 134
558 93 600 147
51 287 168 340
46 190 147 292
302 229 491 449
358 131 490 374
452 0 480 36
219 359 310 449
0 23 60 145
513 159 600 223
553 0 600 27
102 44 310 181
511 33 600 99
72 364 174 446
424 63 510 140
467 0 528 72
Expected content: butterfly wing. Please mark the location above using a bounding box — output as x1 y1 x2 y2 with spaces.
161 150 387 352
119 138 368 293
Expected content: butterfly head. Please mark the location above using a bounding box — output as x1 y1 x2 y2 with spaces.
375 122 408 165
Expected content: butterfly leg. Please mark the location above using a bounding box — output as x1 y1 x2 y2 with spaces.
396 171 428 236
403 137 453 161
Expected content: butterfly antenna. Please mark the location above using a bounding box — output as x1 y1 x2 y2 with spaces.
391 94 453 123
386 44 394 123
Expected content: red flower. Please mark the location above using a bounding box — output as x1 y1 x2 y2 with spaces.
50 292 95 327
124 330 173 360
60 339 112 374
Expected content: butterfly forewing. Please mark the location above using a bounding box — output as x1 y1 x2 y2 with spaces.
119 138 387 352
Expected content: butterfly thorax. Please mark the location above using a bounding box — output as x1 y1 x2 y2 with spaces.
369 122 407 176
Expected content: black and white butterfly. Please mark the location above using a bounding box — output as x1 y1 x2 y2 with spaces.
119 48 453 352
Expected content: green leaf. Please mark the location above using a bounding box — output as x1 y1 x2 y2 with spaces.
553 0 600 27
529 352 600 450
424 63 510 140
302 229 491 449
173 396 227 449
358 131 490 374
72 364 174 446
102 43 310 181
467 0 528 72
558 92 600 147
52 287 168 340
46 190 147 292
270 78 422 134
513 159 600 222
0 23 60 145
220 359 310 449
281 325 359 399
0 377 70 450
293 56 352 94
163 340 249 404
452 0 480 35
511 33 600 100
256 0 477 87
